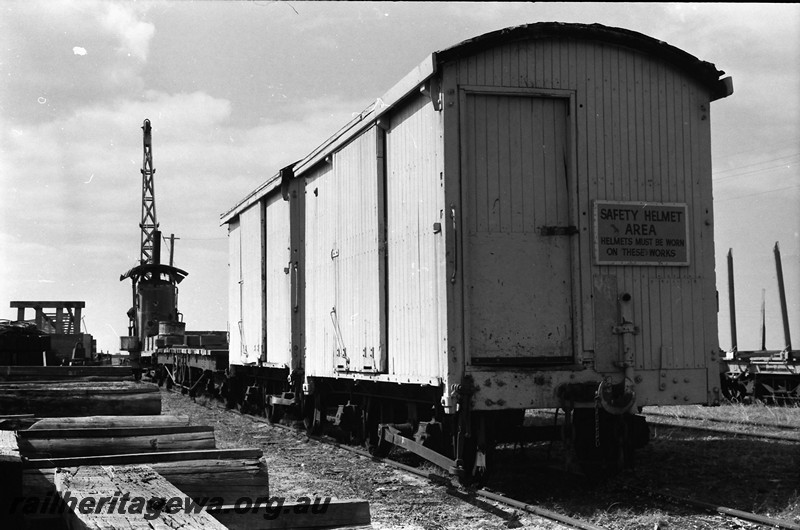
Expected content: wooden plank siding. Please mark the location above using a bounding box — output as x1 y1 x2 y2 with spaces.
460 91 573 363
385 93 447 379
303 164 336 378
451 37 717 373
264 192 292 367
304 128 383 377
333 127 383 373
227 218 242 366
228 203 266 366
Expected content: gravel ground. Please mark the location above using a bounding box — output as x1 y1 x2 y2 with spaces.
160 389 565 530
500 407 800 529
162 390 800 530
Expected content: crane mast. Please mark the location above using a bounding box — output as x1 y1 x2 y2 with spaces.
140 119 159 265
120 119 188 379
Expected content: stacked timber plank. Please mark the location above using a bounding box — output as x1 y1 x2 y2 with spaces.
17 425 216 458
15 416 270 529
14 419 369 529
28 414 189 429
0 367 371 529
0 368 159 418
0 429 24 528
28 447 269 502
55 464 228 529
0 365 135 382
0 381 160 417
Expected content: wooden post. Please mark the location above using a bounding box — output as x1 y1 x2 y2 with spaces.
73 305 82 334
774 242 792 353
169 233 180 267
34 306 43 330
56 307 64 334
727 249 737 354
761 289 767 351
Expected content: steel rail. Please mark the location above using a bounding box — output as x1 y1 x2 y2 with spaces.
212 403 608 530
476 488 607 530
647 418 800 443
645 410 798 431
309 431 609 530
173 391 795 530
632 487 800 530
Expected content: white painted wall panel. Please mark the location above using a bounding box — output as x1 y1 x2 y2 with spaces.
303 128 383 376
227 218 242 366
386 94 446 378
334 127 382 372
303 165 335 377
453 38 718 372
460 92 573 363
265 192 292 367
234 203 265 365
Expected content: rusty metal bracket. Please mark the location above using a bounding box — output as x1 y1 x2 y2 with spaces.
612 321 639 335
658 346 670 391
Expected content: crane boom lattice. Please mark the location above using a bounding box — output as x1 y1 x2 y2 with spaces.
140 119 159 265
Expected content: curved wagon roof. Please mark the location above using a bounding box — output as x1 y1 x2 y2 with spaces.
222 22 732 223
436 22 731 98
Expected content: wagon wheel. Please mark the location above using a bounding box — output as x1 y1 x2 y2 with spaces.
454 435 479 487
266 403 284 424
361 397 393 457
305 392 326 436
155 364 166 387
264 390 285 424
205 374 216 397
164 366 174 391
720 374 747 403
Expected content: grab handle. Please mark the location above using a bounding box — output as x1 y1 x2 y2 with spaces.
450 204 457 284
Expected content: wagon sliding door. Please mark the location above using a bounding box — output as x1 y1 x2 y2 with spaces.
304 126 386 375
461 90 575 366
228 202 266 366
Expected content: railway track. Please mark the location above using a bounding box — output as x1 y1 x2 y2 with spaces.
168 390 800 529
645 416 800 443
252 411 800 530
174 390 603 529
645 410 798 431
262 415 605 530
627 487 800 530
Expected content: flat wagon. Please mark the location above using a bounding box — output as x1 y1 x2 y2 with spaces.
221 22 733 477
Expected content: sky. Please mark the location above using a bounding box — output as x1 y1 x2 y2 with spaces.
1 2 798 355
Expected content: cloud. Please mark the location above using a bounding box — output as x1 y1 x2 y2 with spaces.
0 86 367 352
3 1 796 353
1 1 155 124
101 3 155 61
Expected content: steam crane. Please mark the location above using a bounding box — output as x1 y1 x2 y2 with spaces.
120 119 188 379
